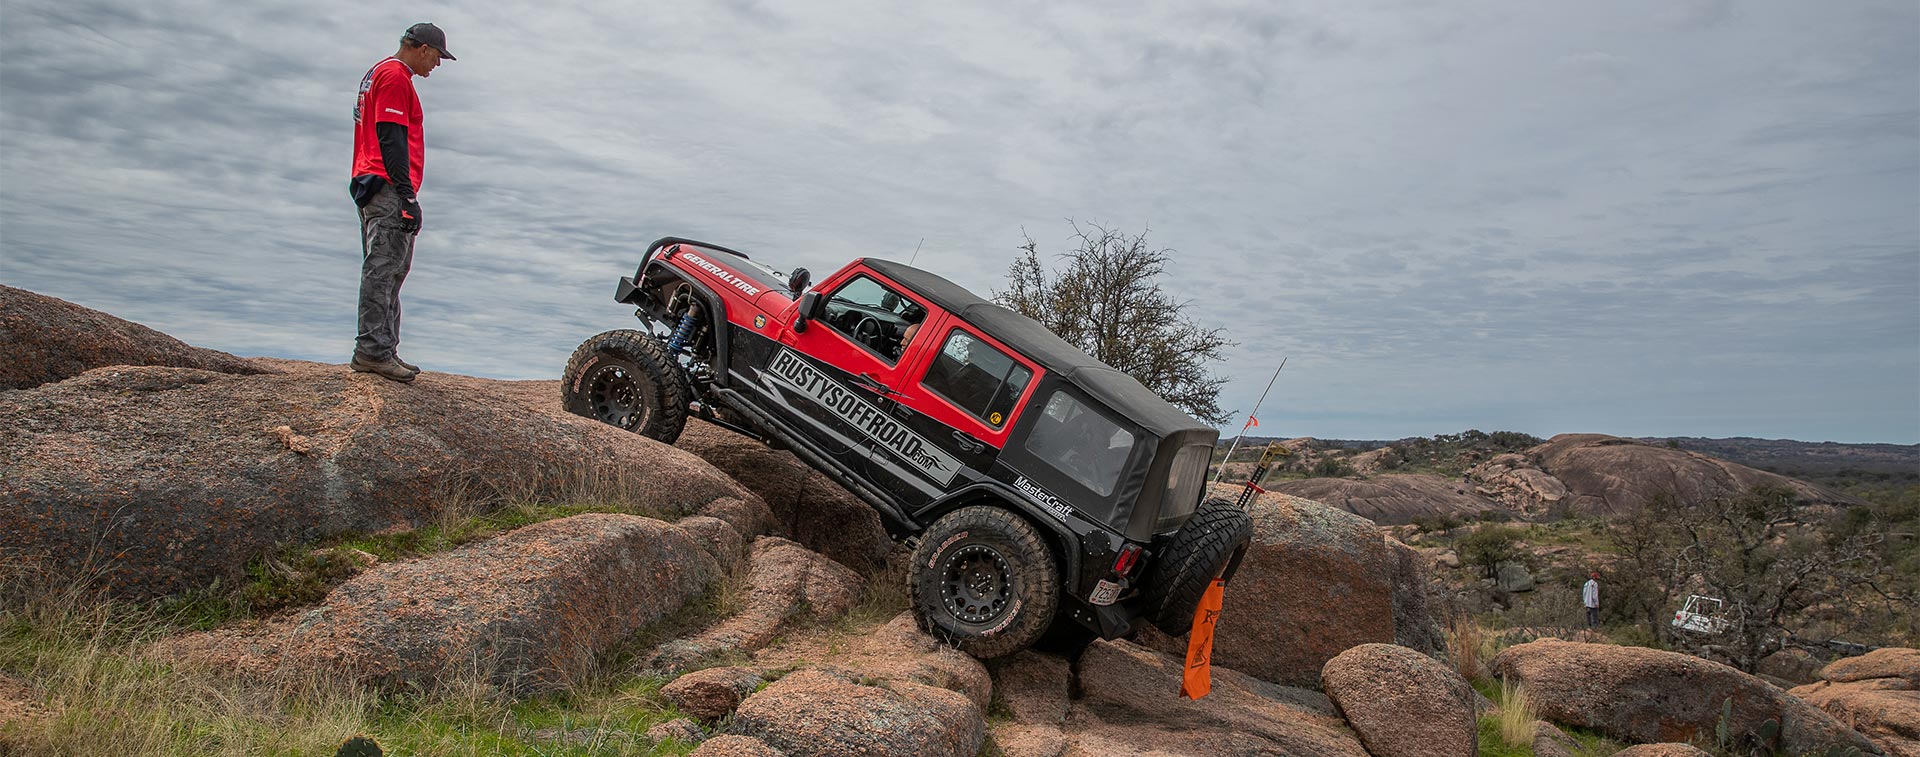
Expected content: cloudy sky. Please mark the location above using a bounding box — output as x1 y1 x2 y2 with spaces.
2 0 1915 443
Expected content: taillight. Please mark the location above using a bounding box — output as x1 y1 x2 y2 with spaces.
1112 545 1143 577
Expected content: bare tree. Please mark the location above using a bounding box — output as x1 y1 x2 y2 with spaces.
1674 485 1889 672
996 222 1234 424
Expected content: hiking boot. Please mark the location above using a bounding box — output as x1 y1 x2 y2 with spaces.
351 353 417 383
395 355 420 373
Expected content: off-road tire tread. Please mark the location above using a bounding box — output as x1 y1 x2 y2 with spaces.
1141 497 1254 636
908 506 1060 660
561 328 690 443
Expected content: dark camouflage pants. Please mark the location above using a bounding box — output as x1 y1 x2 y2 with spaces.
355 185 416 361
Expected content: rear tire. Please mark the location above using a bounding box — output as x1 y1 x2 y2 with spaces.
1139 497 1253 636
561 329 689 443
908 507 1059 659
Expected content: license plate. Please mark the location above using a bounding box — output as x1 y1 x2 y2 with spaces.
1089 579 1122 606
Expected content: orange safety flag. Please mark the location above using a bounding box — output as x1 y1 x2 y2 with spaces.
1180 577 1227 699
1245 415 1259 429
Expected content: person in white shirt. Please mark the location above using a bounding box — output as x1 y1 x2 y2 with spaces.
1583 572 1601 628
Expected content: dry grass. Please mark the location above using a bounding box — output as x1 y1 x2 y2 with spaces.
1496 678 1539 746
1446 611 1494 684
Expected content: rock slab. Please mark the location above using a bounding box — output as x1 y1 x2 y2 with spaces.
0 285 270 390
2 360 753 599
284 513 719 692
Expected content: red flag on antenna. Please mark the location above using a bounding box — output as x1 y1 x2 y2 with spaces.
1245 415 1259 429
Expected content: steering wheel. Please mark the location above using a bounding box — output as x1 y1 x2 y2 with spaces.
853 316 885 349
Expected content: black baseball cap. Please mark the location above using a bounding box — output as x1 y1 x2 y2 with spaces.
403 22 456 61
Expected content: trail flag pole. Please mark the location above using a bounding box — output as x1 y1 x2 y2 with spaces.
1212 358 1286 484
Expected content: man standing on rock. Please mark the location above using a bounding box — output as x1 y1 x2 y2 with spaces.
1583 571 1601 628
349 23 455 383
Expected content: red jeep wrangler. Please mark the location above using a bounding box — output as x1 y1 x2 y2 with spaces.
563 237 1252 658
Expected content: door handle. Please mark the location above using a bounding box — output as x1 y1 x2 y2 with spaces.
951 430 986 454
856 372 901 397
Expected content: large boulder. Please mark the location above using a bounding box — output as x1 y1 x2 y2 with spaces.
0 285 270 389
282 513 719 692
1194 488 1445 688
729 668 984 757
1262 473 1498 524
648 537 865 673
1791 648 1920 757
1823 648 1920 688
0 360 754 599
1321 643 1477 757
1490 639 1877 753
1524 434 1857 515
675 420 892 572
1073 639 1369 756
1791 680 1920 757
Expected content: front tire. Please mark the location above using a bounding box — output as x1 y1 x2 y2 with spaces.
908 507 1059 659
561 329 689 443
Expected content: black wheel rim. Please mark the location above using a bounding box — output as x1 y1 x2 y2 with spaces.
940 544 1012 625
587 363 652 430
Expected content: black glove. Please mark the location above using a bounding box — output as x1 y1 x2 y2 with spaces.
396 197 422 233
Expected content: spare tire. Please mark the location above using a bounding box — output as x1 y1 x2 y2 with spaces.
1139 497 1253 636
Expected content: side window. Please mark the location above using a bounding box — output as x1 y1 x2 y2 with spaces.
822 275 926 364
921 329 1033 428
1023 391 1135 496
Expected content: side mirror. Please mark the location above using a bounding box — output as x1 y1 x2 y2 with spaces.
795 290 822 332
787 267 811 294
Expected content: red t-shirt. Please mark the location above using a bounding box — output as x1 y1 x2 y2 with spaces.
351 58 425 188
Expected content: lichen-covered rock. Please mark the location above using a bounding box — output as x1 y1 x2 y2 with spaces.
663 667 765 722
647 718 707 746
649 537 865 673
730 668 984 757
1195 488 1446 688
677 515 748 573
1491 639 1877 753
698 496 780 542
1 359 754 600
689 734 786 757
0 285 271 390
675 420 892 572
282 513 719 692
1075 639 1368 756
1321 643 1477 757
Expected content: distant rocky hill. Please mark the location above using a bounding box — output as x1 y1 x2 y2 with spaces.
1639 436 1920 479
1219 432 1864 523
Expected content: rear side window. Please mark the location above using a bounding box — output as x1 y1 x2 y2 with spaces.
922 329 1032 428
1023 391 1135 496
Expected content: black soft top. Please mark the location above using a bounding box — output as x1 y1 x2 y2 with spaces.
864 258 1211 438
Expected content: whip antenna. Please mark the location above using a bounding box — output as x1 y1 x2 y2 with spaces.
1213 358 1287 484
